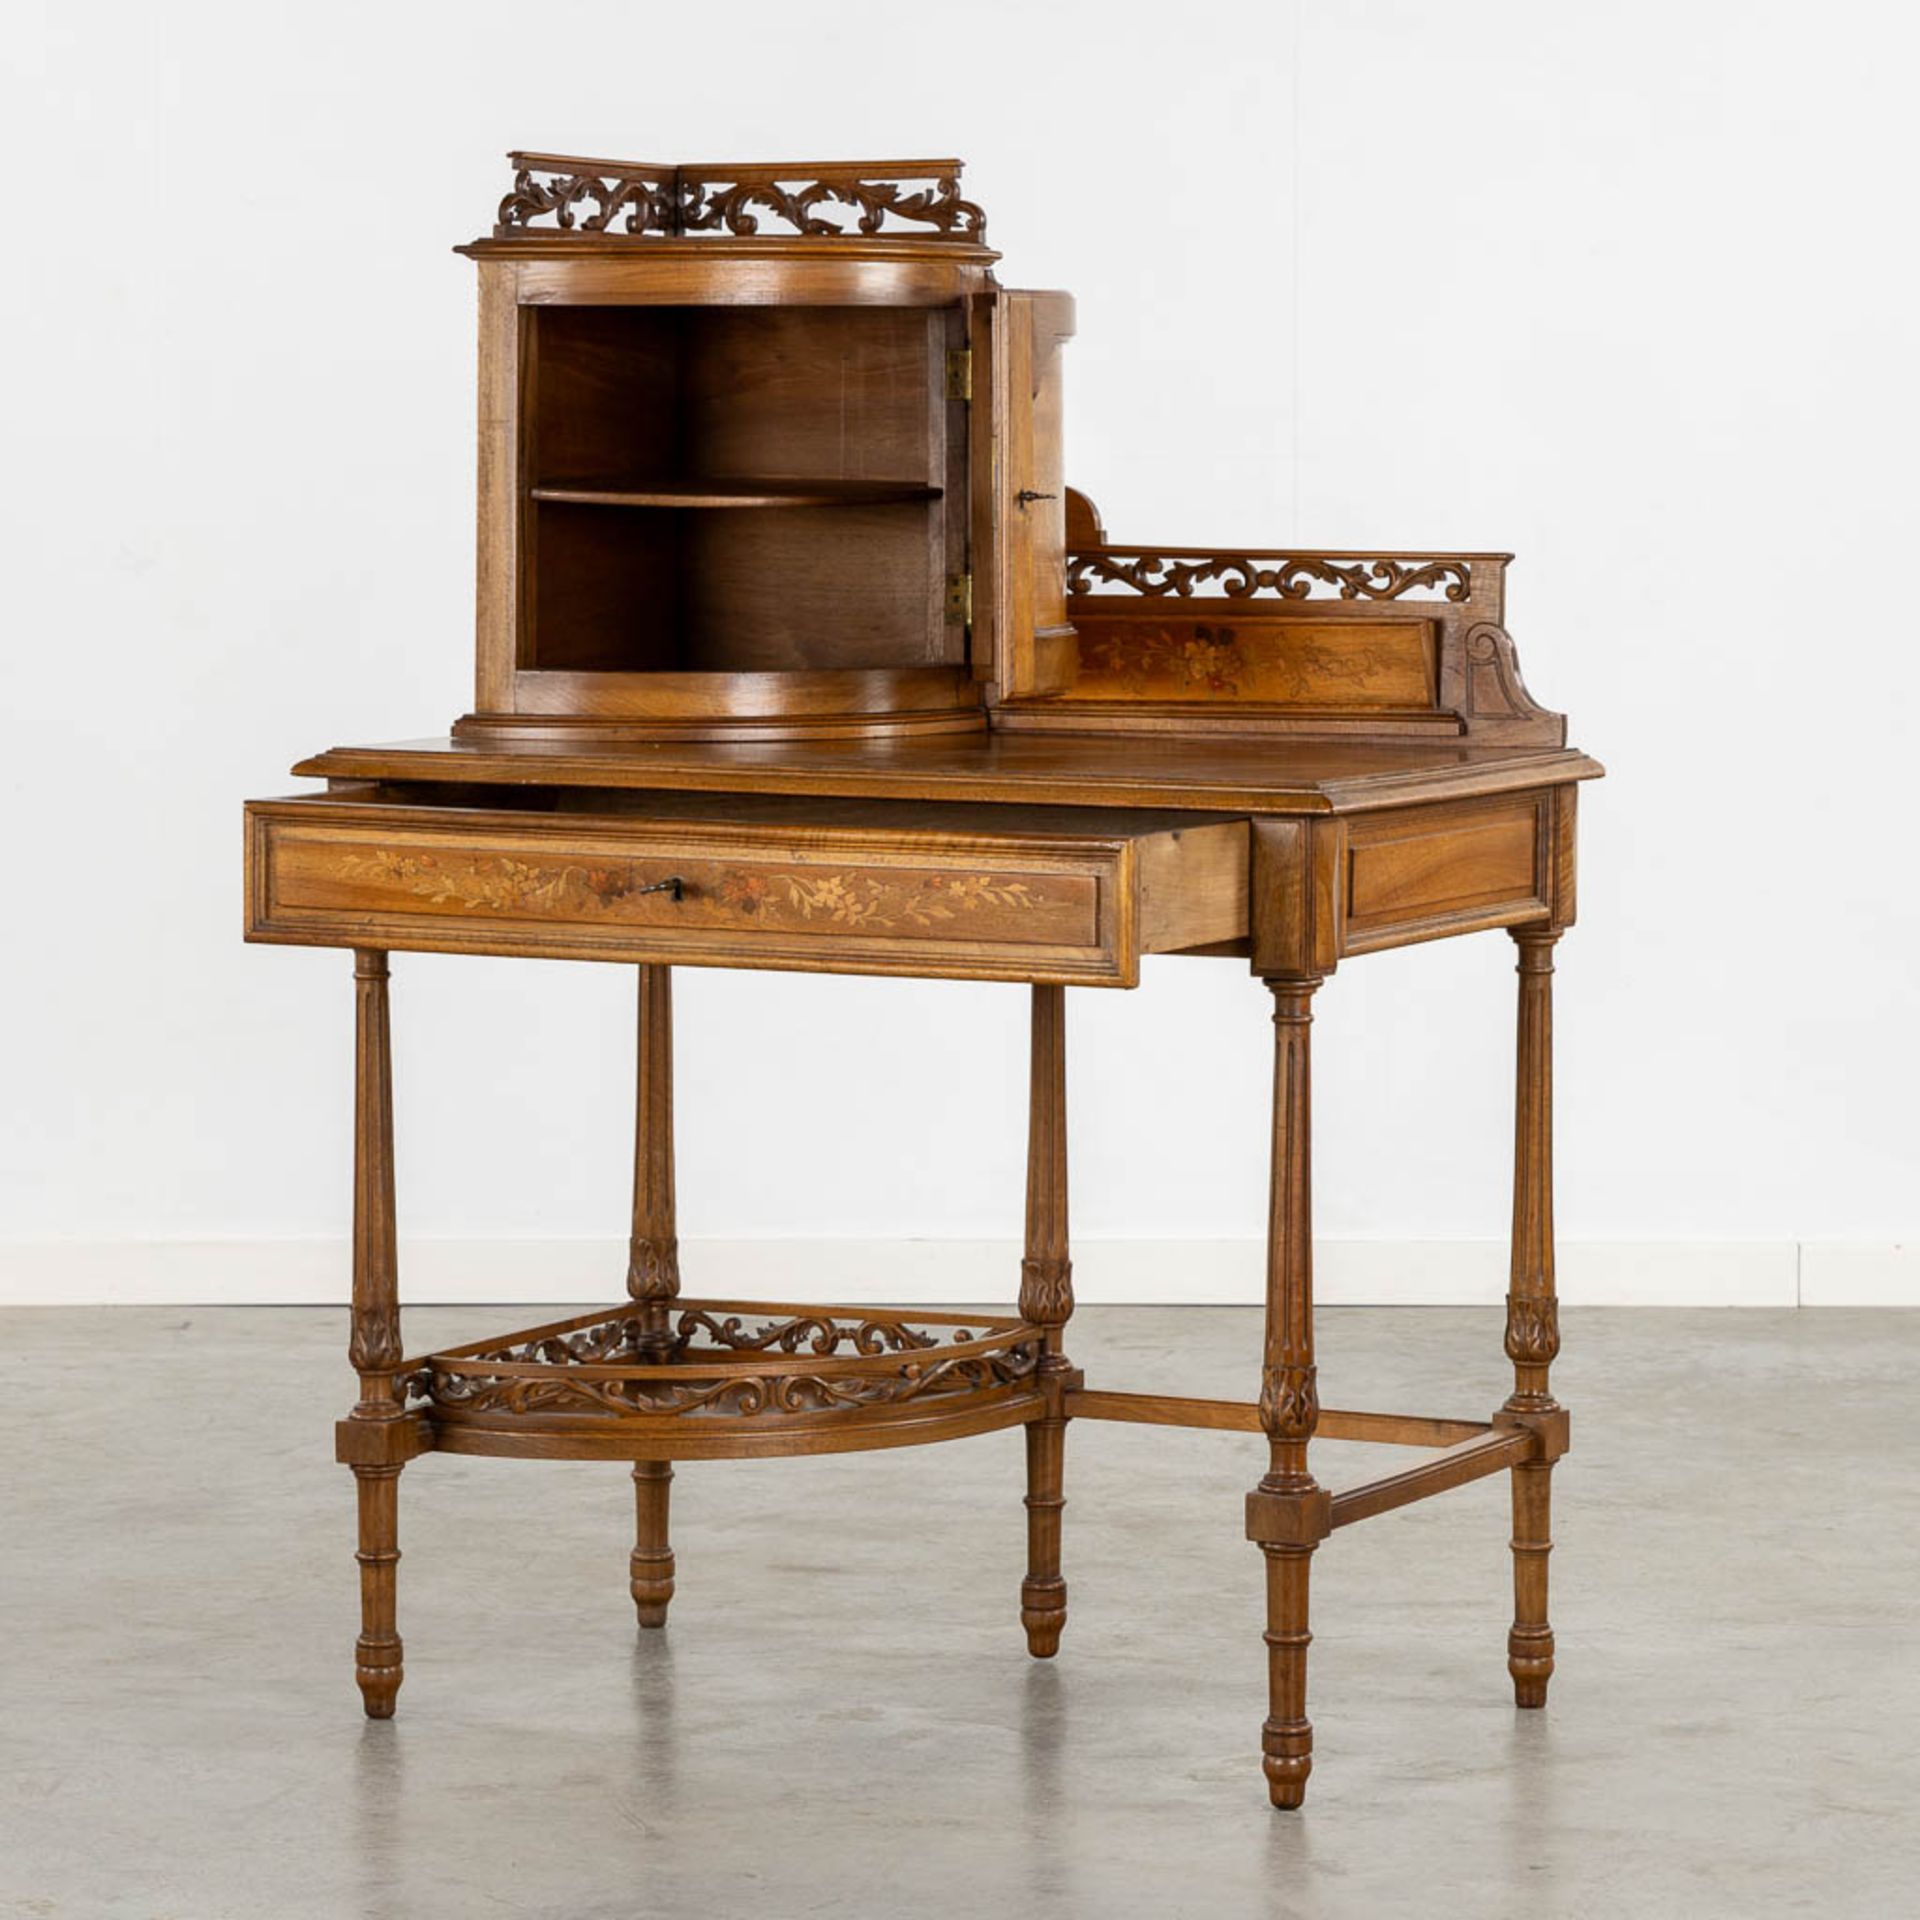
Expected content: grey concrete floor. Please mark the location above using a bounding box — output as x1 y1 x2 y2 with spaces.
2 1306 1916 1919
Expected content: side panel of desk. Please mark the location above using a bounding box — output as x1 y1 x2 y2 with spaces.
1251 786 1575 975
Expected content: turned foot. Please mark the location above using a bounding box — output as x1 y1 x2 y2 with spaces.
353 1463 404 1718
1021 1416 1067 1657
1508 1456 1555 1706
356 1635 404 1718
1020 1576 1067 1659
1261 1540 1315 1808
630 1460 675 1628
1263 1733 1312 1809
1509 1628 1554 1708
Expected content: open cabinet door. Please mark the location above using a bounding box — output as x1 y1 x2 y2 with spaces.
969 289 1077 700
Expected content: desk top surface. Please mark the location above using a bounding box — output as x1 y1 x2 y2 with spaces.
298 731 1604 817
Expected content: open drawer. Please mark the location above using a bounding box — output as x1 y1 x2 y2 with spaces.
245 786 1249 986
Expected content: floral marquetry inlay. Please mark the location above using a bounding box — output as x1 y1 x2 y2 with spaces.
323 847 1070 938
1072 618 1434 708
720 865 1049 931
1081 623 1248 694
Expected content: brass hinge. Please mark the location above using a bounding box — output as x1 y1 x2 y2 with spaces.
944 348 972 402
944 572 973 625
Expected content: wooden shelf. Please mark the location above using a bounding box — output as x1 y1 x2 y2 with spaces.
529 478 943 509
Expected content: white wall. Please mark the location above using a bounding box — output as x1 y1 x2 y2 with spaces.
4 0 1916 1303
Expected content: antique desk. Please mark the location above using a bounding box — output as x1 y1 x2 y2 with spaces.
244 156 1602 1809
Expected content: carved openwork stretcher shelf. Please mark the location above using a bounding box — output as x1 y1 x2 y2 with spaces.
397 1301 1047 1460
251 152 1601 1813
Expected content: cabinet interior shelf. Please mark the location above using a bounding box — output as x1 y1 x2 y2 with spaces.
529 478 944 509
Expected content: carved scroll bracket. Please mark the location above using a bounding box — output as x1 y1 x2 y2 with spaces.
1436 621 1566 744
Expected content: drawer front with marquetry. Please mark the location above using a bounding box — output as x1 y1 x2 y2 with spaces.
246 792 1249 986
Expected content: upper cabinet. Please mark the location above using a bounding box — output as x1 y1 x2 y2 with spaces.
435 153 1562 756
454 155 1071 744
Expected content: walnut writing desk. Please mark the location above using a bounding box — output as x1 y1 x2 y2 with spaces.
244 156 1603 1809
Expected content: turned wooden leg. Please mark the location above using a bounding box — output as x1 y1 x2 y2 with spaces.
1503 928 1564 1708
1245 977 1332 1809
345 950 406 1718
627 965 681 1620
630 1461 676 1629
1019 984 1073 1658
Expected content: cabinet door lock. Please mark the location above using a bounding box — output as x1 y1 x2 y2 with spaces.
1015 489 1057 509
637 876 686 902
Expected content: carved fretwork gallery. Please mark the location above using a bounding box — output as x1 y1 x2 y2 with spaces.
245 153 1601 1808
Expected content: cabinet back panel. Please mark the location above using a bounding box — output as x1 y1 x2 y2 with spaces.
683 505 948 671
682 308 944 481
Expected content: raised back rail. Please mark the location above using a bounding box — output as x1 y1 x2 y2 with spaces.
1003 491 1564 745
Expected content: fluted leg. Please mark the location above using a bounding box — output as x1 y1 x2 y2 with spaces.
626 966 681 1621
1246 978 1331 1809
345 950 407 1718
627 964 681 1351
630 1461 676 1628
1019 984 1073 1658
1503 929 1564 1708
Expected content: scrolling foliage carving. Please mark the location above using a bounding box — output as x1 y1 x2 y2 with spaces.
680 174 984 238
495 155 985 241
422 1346 1041 1421
410 1304 1043 1424
1067 551 1474 603
496 166 676 236
671 1309 944 1357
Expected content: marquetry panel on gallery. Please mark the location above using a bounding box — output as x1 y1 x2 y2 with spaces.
245 152 1602 1808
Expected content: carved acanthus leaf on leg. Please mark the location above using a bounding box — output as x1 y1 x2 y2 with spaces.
1258 1362 1319 1459
1503 1293 1559 1373
1019 1255 1075 1334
